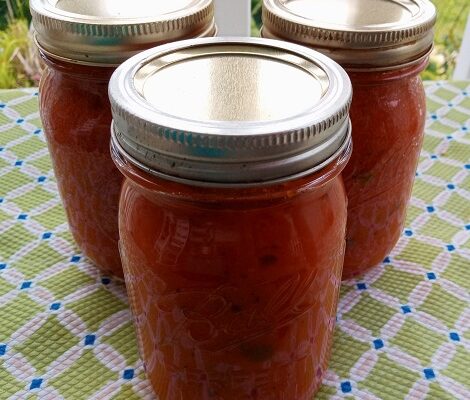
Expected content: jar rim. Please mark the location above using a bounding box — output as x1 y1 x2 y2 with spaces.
111 131 352 198
111 120 352 189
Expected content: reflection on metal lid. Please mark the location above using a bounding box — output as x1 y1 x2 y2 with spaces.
54 0 199 18
275 0 420 27
136 45 328 123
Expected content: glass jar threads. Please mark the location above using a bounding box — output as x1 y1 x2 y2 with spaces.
109 37 352 400
262 0 436 278
31 0 216 278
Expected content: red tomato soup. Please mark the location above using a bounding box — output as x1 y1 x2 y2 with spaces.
39 61 120 274
109 38 352 399
342 62 428 277
31 0 216 278
262 0 436 279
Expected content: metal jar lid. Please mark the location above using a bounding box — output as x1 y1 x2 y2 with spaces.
109 37 352 187
262 0 437 68
30 0 216 65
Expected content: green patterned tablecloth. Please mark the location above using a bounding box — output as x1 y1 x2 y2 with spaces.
0 81 469 400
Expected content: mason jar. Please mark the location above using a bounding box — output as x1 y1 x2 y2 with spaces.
261 0 436 279
30 0 216 278
109 37 352 400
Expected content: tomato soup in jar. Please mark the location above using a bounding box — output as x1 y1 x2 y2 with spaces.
261 0 436 279
109 38 352 399
30 0 216 278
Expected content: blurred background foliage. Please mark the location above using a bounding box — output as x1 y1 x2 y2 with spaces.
0 0 31 29
0 0 39 88
0 0 469 88
422 0 470 80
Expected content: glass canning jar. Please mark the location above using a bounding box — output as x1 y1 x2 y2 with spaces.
261 0 436 279
31 0 216 278
109 38 352 399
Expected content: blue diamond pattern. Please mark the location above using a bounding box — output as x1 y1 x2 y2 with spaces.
20 281 32 290
84 335 96 346
341 381 352 393
373 339 384 350
423 368 436 380
357 283 367 290
123 369 134 380
401 305 412 314
427 272 437 280
30 378 43 390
